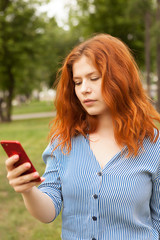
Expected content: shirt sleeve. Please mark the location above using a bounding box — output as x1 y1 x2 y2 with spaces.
150 158 160 239
38 144 63 222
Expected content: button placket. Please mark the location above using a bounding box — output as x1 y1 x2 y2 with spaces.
90 193 99 239
90 170 101 240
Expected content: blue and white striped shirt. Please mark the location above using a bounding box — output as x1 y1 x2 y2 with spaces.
38 131 160 240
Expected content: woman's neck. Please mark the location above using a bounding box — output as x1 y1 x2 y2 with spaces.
96 113 114 137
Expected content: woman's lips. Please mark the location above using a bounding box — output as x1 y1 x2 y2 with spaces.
83 100 96 106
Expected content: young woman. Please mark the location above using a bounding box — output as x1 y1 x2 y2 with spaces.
5 34 160 240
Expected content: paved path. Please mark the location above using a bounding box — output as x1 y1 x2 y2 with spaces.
11 111 56 121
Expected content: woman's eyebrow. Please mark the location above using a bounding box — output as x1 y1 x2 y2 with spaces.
73 71 99 80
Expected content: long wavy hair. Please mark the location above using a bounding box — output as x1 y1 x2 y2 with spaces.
49 33 160 157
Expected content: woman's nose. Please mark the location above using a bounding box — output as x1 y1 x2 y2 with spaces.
80 80 91 94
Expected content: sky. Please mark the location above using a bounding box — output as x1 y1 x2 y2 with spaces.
38 0 77 29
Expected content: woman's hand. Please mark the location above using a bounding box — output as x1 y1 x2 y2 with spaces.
5 154 45 193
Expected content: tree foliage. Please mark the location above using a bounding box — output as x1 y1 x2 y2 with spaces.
68 0 146 66
0 0 46 120
0 0 77 121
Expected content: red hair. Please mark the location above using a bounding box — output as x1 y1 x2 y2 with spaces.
49 34 160 157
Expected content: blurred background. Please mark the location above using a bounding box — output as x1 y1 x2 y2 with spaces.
0 0 160 122
0 0 160 239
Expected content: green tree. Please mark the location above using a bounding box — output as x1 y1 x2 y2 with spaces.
0 0 47 121
68 0 145 66
39 17 80 88
156 0 160 111
127 0 156 98
0 0 81 122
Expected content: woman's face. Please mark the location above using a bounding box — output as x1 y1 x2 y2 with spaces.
72 55 108 116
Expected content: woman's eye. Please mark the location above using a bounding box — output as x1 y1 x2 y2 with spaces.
90 77 99 81
74 82 81 86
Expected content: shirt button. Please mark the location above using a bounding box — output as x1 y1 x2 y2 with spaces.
92 216 97 221
93 194 98 199
97 171 102 176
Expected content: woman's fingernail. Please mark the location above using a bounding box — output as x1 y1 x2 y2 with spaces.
33 172 39 178
25 163 30 168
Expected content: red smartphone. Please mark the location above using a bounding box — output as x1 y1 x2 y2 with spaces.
0 140 41 182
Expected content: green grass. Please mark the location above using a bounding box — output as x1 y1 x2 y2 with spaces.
0 118 62 240
12 101 55 115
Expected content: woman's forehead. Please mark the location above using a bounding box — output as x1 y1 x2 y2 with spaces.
72 55 99 77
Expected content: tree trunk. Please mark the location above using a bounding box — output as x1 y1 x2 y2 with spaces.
145 11 151 97
156 0 160 112
6 67 15 122
0 0 15 122
0 98 5 121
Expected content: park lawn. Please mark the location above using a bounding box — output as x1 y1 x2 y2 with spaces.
0 118 62 240
12 101 55 115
